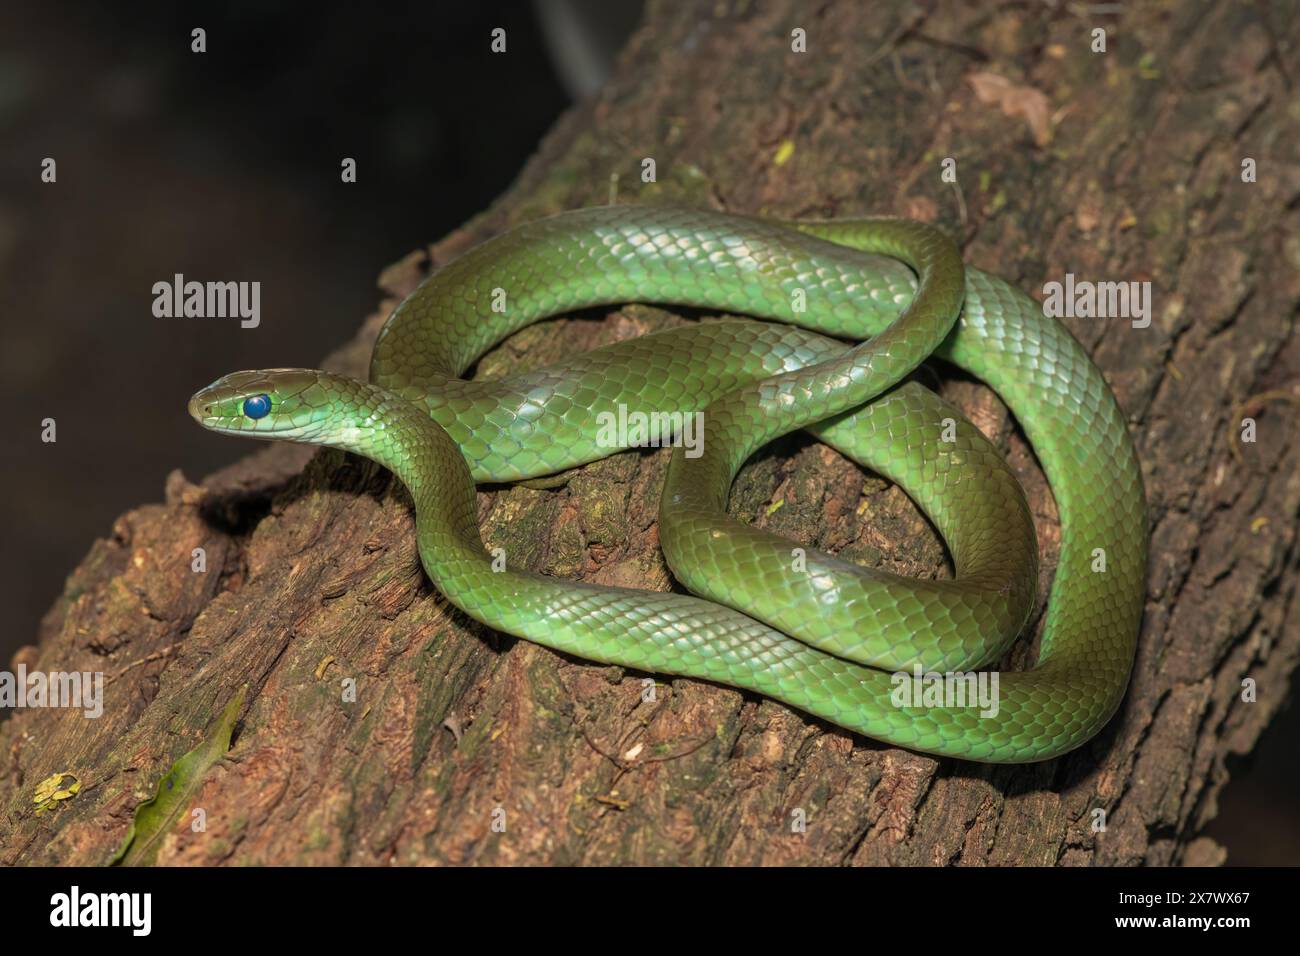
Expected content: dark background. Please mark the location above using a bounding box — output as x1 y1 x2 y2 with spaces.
0 0 1294 864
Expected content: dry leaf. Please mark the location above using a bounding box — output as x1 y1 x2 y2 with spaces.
902 196 940 222
966 72 1053 147
1075 196 1101 232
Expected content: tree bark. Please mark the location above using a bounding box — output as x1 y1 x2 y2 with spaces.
3 0 1298 866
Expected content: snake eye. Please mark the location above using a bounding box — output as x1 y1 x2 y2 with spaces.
242 394 272 420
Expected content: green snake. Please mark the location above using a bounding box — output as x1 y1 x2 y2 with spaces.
189 206 1146 763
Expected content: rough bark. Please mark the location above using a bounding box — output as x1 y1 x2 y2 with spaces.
3 0 1297 866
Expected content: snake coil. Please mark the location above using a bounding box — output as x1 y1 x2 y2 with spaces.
191 206 1145 762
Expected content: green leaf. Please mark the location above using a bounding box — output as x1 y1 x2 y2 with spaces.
109 686 246 866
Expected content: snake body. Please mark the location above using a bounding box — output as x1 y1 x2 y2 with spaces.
190 206 1146 762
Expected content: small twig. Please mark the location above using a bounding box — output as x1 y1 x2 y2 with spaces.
104 643 181 685
1228 385 1299 462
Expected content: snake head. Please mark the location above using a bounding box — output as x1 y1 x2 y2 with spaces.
190 368 464 494
189 368 342 442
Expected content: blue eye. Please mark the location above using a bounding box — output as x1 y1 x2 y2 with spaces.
242 394 272 419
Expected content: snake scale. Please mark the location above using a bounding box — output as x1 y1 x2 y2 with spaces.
190 206 1146 762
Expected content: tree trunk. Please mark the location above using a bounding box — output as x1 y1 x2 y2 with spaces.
3 0 1297 866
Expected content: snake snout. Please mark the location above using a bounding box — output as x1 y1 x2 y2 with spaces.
188 391 216 423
